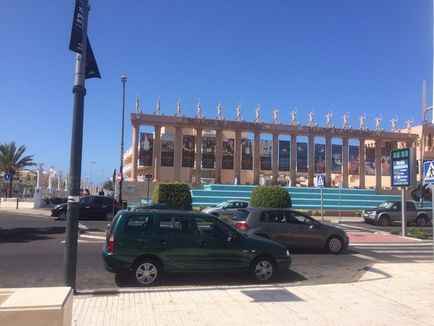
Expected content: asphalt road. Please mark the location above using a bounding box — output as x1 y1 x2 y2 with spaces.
1 211 432 292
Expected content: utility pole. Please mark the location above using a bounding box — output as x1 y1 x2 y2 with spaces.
64 0 89 292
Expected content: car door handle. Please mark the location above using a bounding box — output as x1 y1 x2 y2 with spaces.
160 240 167 246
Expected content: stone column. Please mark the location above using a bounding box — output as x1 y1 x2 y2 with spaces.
253 131 260 185
272 133 279 185
342 137 349 188
152 125 161 182
375 139 382 190
194 128 203 185
359 139 366 189
174 126 182 182
308 136 314 187
131 122 139 181
325 137 332 187
290 134 297 187
234 130 242 184
215 129 223 184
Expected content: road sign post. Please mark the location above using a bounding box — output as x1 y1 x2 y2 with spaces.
424 160 434 259
316 174 325 223
391 148 416 238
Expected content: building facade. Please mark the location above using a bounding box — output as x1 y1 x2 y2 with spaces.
123 111 434 190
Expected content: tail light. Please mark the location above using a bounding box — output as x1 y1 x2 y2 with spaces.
107 233 115 253
234 221 249 231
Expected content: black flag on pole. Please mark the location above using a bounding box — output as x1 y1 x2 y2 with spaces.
69 0 86 53
69 0 101 79
85 37 101 79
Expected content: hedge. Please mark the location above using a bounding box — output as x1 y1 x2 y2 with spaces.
250 185 292 208
152 183 192 210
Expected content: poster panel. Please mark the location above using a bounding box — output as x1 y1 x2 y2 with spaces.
296 142 307 172
161 134 175 167
202 137 215 169
260 140 272 170
241 138 253 170
139 132 153 166
365 147 375 175
331 144 342 173
279 140 290 171
182 135 195 168
349 145 360 175
222 138 234 169
314 143 326 173
381 147 391 176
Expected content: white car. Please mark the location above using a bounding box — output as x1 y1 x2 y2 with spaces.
202 200 249 217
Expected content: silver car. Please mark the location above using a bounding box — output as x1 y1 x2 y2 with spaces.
202 200 249 217
229 207 349 254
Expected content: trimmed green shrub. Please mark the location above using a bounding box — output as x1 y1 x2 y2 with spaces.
408 227 429 240
152 183 192 210
250 185 292 208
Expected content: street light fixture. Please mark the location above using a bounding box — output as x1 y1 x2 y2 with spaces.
119 75 127 206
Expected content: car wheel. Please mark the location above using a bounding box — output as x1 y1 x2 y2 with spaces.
416 216 428 227
378 216 391 227
326 236 344 254
132 258 162 286
105 212 113 221
58 211 67 220
250 256 275 282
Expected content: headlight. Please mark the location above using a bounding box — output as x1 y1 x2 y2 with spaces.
285 250 290 257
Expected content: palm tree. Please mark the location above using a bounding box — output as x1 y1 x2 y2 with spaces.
0 142 35 198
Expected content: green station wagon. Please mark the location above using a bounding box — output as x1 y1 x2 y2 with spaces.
102 210 292 286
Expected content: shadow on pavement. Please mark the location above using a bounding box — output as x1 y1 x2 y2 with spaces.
114 269 306 288
0 227 65 243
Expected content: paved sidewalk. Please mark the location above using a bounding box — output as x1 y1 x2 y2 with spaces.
72 262 434 326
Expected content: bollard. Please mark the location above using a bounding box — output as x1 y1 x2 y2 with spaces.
16 197 19 210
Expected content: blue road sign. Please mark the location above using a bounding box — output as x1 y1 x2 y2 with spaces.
3 173 11 181
424 161 434 184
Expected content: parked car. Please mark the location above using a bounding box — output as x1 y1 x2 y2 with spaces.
102 210 291 286
362 201 432 227
51 195 120 221
229 207 349 254
201 200 249 217
131 203 168 211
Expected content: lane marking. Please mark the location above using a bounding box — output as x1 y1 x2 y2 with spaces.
351 242 432 247
349 253 377 261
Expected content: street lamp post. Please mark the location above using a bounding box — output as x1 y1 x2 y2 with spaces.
90 161 95 194
119 76 127 206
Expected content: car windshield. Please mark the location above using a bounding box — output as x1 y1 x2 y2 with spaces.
216 201 228 208
377 202 393 209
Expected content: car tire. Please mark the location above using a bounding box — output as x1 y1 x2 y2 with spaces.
326 236 344 254
132 258 162 286
378 216 391 227
250 256 276 283
105 212 114 221
416 216 428 227
58 211 67 220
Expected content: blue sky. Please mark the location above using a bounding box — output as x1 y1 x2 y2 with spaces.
0 0 432 184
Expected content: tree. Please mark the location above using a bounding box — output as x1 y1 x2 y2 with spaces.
0 142 35 197
102 179 114 192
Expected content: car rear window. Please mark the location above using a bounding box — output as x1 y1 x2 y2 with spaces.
233 210 250 221
125 215 154 235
